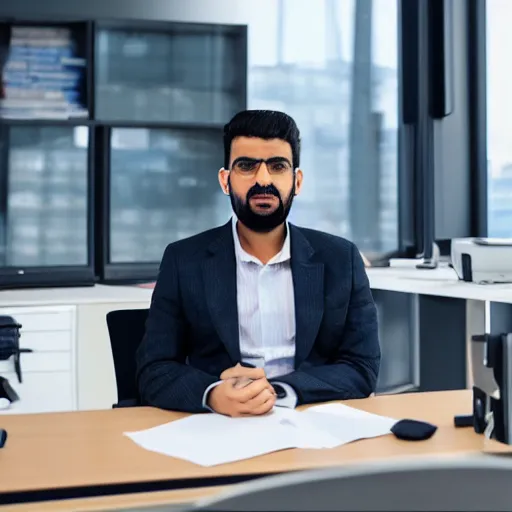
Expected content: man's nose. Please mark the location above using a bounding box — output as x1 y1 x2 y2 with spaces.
255 162 272 185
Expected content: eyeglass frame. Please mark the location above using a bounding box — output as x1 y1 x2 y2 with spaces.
228 157 297 178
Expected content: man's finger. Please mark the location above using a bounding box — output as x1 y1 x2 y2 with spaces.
228 378 274 402
233 377 253 389
242 393 276 416
220 363 245 380
221 364 266 381
250 397 276 416
239 388 275 414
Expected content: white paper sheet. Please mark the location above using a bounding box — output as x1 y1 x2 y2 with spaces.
124 404 397 466
300 403 397 446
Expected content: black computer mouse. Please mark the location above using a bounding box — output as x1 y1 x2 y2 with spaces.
391 419 438 441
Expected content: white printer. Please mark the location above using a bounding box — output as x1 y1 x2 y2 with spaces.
451 238 512 284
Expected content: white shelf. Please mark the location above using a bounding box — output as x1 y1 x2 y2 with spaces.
0 284 154 307
1 270 512 308
367 267 512 304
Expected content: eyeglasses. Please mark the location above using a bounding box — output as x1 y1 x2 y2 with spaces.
230 157 294 178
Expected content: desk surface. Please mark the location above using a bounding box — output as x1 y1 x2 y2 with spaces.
0 284 153 307
367 266 512 303
0 390 479 505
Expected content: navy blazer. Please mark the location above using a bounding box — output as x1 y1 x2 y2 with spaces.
136 221 380 412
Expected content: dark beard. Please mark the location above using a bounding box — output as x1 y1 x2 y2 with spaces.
229 178 295 233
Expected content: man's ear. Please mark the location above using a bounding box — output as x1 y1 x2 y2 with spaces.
294 169 304 196
218 167 230 195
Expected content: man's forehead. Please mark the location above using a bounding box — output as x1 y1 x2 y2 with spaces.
230 136 292 159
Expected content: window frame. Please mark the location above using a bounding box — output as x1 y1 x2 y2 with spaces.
467 0 488 237
470 0 512 334
0 120 96 289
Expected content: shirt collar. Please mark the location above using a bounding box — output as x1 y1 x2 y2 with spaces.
231 216 291 265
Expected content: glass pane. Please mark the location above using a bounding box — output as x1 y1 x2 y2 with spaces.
109 128 231 263
0 126 89 267
487 0 512 237
373 290 417 392
0 24 89 120
95 26 243 124
247 0 399 253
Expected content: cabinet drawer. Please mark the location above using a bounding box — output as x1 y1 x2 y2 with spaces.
0 306 74 332
0 371 75 414
19 331 72 352
0 351 71 374
11 311 72 332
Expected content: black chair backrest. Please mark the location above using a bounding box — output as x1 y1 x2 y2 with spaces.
106 308 149 406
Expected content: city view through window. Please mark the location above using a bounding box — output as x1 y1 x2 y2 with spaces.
487 0 512 237
247 0 399 254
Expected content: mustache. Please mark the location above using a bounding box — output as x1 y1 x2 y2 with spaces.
246 183 281 200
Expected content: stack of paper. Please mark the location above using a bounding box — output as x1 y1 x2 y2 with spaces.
125 404 397 466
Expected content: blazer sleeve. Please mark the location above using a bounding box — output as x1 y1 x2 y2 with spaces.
272 243 381 404
136 244 218 412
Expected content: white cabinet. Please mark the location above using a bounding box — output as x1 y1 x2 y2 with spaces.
0 305 77 414
0 372 75 414
0 284 153 414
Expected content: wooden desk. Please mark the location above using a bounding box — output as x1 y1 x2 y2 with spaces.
0 390 479 507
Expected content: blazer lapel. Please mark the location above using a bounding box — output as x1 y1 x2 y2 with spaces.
202 222 241 363
290 225 324 367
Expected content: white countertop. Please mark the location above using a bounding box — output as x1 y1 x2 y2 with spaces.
0 284 154 307
0 267 511 307
367 266 512 304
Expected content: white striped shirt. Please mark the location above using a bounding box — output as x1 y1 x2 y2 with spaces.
231 216 296 379
202 218 298 409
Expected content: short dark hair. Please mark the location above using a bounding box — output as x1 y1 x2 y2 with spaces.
223 110 301 169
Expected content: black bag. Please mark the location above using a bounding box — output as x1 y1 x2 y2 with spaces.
0 315 31 383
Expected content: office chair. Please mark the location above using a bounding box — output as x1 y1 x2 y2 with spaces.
106 308 148 408
181 455 512 511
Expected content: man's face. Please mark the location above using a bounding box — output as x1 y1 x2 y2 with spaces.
219 137 303 233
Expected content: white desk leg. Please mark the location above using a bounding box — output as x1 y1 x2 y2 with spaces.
465 299 487 389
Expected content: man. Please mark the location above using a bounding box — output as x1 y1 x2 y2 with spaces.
136 110 380 416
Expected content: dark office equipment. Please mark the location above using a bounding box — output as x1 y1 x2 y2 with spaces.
106 308 148 407
0 376 19 403
454 414 474 428
457 333 512 444
0 429 7 448
471 333 512 444
390 419 438 441
0 315 31 383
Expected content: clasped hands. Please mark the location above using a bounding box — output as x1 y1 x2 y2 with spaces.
207 363 277 417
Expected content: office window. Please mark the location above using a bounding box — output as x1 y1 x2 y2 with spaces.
247 0 399 253
0 126 89 267
95 26 244 124
487 0 512 237
108 127 230 264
